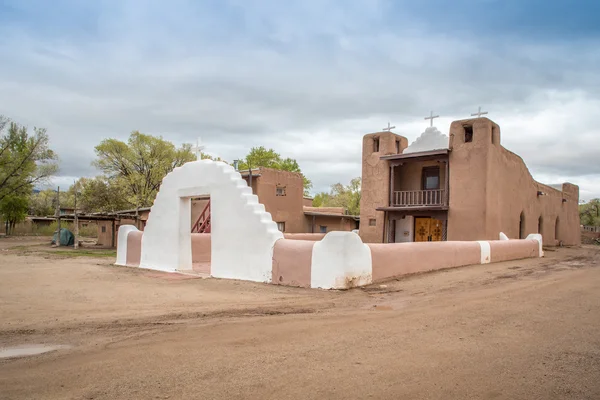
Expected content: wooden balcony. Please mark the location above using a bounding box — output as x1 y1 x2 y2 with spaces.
392 189 447 208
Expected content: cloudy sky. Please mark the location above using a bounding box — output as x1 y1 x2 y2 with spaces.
1 0 599 200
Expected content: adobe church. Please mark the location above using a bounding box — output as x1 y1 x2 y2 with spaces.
359 116 580 246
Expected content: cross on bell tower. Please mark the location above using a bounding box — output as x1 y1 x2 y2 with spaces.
471 106 488 118
382 122 395 132
424 111 440 127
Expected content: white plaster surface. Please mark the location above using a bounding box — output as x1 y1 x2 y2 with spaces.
526 233 544 257
115 225 140 266
499 232 510 240
404 127 449 154
311 231 373 289
477 241 491 264
138 160 283 282
395 217 414 243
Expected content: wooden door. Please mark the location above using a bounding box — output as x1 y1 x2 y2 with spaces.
414 217 444 242
415 218 430 242
430 219 443 241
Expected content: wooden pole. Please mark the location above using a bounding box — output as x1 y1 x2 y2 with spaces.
56 186 61 246
73 182 79 249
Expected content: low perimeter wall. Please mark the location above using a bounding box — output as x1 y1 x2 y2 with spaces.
117 226 543 289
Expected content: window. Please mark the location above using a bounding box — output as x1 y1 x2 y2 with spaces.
422 166 440 190
101 226 106 233
464 125 473 143
373 137 380 152
395 140 400 154
319 225 327 233
369 218 377 226
276 222 285 232
276 186 286 196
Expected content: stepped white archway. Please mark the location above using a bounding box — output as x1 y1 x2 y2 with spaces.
137 160 283 282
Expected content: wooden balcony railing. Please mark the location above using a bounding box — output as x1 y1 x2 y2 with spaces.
393 189 447 207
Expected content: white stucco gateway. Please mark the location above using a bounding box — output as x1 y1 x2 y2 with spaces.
118 160 283 282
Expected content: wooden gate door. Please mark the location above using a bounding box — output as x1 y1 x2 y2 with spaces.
414 217 443 242
415 217 430 242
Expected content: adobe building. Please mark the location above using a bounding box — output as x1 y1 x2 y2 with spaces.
359 117 580 245
194 167 358 234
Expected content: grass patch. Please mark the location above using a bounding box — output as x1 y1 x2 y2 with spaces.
48 249 116 258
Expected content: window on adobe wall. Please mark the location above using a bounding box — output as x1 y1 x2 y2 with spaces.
277 222 285 232
101 226 106 233
395 140 400 154
491 126 497 144
464 125 473 143
373 137 380 152
369 218 376 226
276 186 286 196
319 225 327 233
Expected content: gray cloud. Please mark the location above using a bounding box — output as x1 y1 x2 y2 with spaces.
0 0 598 198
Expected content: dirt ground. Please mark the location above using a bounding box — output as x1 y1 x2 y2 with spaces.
1 237 599 400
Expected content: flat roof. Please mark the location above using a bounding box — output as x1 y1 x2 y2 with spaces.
304 211 359 220
380 148 449 161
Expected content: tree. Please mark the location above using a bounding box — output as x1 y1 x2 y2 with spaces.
0 194 29 235
0 116 58 202
238 146 312 195
312 177 361 216
29 189 58 216
580 199 600 226
71 177 131 213
93 131 196 209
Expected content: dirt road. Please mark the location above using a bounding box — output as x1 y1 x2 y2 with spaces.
1 238 599 399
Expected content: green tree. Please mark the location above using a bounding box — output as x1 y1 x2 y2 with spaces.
71 177 131 213
238 146 312 195
0 194 29 235
580 199 600 226
29 189 58 216
0 116 58 202
312 177 361 216
93 131 196 209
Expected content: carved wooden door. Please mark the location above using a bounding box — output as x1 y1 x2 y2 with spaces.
415 218 430 242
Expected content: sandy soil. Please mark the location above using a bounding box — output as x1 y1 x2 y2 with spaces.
0 237 599 399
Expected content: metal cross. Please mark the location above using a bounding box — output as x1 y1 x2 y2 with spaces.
471 106 488 118
382 122 396 131
424 111 440 127
191 137 205 160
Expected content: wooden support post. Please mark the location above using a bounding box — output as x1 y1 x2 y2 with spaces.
56 186 61 247
445 159 450 206
389 165 395 206
74 182 79 249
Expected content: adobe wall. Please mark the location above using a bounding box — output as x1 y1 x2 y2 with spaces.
303 206 346 215
359 131 409 242
368 241 481 282
305 215 356 233
284 233 326 241
448 118 580 245
254 168 306 233
272 239 314 287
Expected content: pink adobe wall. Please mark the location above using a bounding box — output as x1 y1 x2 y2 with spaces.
272 239 314 288
368 241 481 282
125 230 143 267
489 240 539 263
284 233 326 241
191 233 211 265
